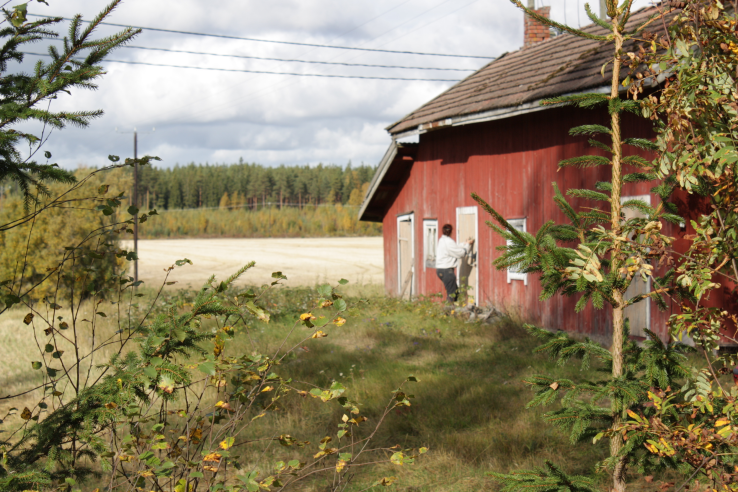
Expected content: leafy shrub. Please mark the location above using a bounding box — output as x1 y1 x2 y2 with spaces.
0 167 131 302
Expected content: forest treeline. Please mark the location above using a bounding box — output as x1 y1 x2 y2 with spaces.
138 204 382 239
0 161 382 238
135 160 376 210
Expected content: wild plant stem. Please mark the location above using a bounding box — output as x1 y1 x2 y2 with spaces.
608 7 628 492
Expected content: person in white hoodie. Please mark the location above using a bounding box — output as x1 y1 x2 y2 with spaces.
435 224 473 303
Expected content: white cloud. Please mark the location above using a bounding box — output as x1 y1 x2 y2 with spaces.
9 0 653 170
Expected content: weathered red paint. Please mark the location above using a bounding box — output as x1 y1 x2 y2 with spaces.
380 106 722 344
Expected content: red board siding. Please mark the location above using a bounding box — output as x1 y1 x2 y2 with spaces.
381 106 688 343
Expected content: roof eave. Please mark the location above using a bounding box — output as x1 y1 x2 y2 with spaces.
358 141 400 222
390 85 613 138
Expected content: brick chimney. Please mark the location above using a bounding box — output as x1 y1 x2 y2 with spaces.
524 6 551 47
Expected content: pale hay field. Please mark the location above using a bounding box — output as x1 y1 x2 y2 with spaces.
1 237 384 417
122 237 384 290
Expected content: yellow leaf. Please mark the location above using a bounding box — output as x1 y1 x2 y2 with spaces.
23 313 34 325
549 382 559 390
203 452 222 462
300 312 315 321
261 386 274 393
312 331 328 339
20 407 32 420
379 477 397 486
336 460 347 472
333 317 347 326
715 419 730 427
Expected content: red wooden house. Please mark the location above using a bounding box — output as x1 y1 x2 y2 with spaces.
358 6 694 344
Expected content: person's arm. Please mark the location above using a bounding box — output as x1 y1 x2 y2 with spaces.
443 237 470 259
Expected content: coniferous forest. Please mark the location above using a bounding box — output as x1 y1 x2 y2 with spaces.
135 160 377 211
130 161 382 238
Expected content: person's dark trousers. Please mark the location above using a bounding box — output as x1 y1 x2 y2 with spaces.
436 267 458 303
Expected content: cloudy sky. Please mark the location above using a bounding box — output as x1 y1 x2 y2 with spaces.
13 0 651 169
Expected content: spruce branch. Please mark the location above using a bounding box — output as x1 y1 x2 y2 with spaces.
558 155 611 168
510 0 609 40
542 92 609 107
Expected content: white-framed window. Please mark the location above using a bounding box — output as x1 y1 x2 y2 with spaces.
423 219 438 270
507 218 528 285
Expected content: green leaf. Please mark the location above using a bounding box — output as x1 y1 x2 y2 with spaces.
108 155 120 162
45 344 54 353
144 366 158 379
198 362 216 376
246 301 270 323
317 284 332 298
338 279 349 285
98 184 109 194
190 471 204 478
149 336 165 347
334 299 347 312
10 4 27 27
2 294 21 309
172 328 187 342
31 361 42 370
127 206 139 216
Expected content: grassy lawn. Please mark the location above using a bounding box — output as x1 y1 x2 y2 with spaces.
171 283 614 491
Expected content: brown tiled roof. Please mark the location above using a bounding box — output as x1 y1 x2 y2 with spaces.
387 5 665 136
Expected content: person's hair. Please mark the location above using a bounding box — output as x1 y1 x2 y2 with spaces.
442 224 453 236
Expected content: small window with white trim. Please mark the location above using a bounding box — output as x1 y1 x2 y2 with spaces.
423 220 438 269
507 218 528 285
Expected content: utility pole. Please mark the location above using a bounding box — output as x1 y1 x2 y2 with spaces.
133 129 138 284
116 126 154 285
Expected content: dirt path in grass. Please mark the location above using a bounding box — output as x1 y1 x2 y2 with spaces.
122 237 384 289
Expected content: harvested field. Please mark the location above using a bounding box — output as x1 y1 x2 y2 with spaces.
123 237 384 289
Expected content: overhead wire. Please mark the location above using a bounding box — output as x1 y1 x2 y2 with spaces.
120 45 476 72
369 0 485 52
164 0 488 122
27 13 494 60
326 0 416 41
21 51 462 81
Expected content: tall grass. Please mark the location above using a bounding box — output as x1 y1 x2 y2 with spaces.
139 204 382 239
151 285 612 491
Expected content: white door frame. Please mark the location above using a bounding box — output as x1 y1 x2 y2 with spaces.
456 206 479 304
397 213 415 297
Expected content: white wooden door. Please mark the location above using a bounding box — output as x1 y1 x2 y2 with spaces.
456 207 478 305
622 195 651 338
397 214 414 300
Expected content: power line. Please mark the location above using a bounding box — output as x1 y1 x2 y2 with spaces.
22 52 462 82
27 14 495 60
121 45 476 72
